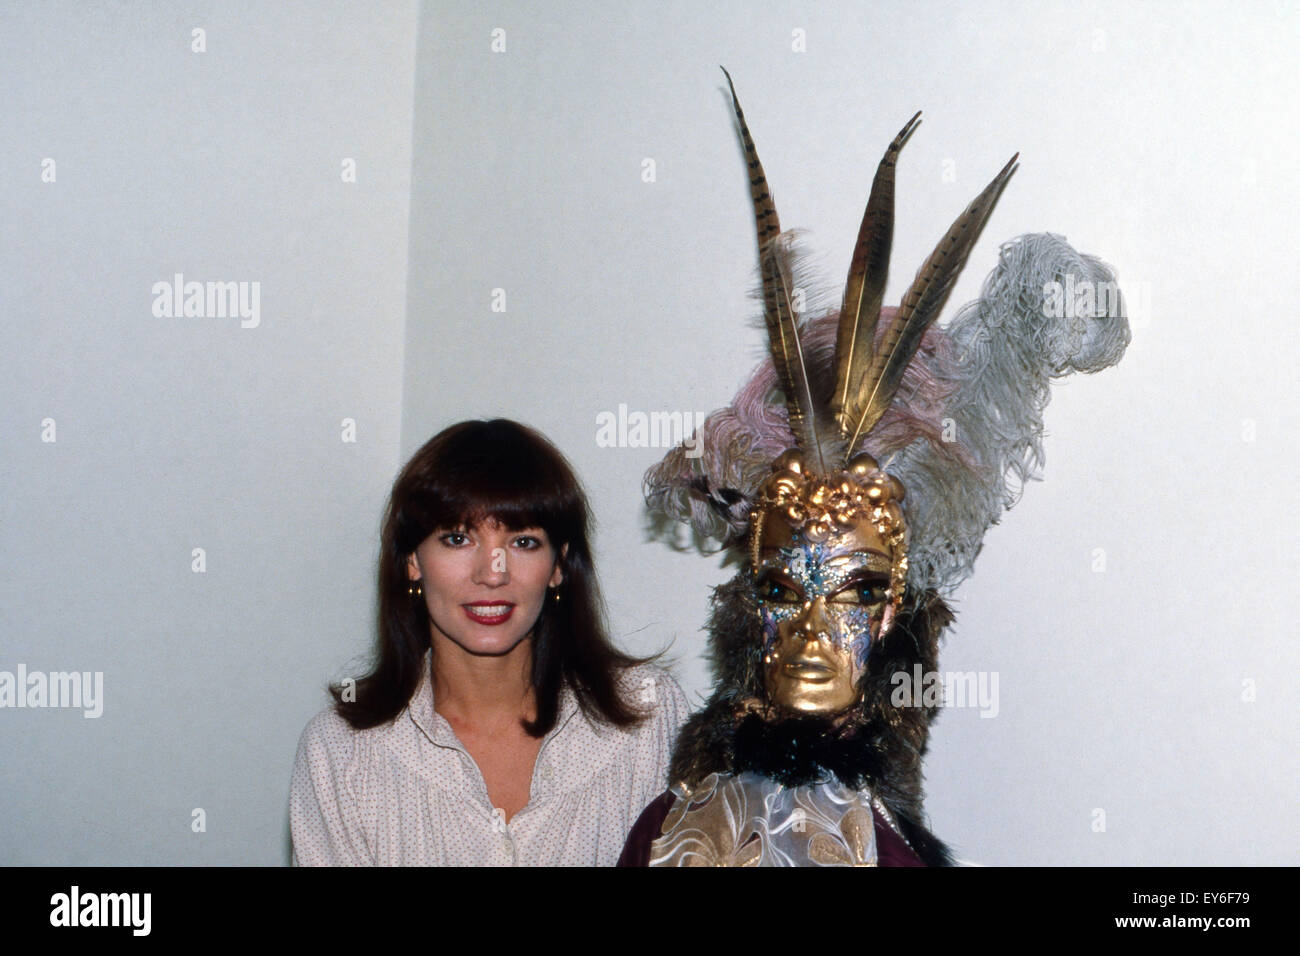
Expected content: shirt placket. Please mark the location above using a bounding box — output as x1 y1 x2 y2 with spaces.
509 705 578 847
423 719 517 865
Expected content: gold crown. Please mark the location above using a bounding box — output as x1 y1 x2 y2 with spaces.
750 449 909 604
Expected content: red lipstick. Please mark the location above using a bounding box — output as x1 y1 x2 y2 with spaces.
462 602 515 626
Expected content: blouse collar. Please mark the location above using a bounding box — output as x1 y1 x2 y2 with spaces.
407 649 580 750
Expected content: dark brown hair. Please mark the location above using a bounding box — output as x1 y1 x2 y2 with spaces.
331 418 650 736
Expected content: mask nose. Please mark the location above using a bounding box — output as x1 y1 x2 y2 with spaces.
793 595 832 645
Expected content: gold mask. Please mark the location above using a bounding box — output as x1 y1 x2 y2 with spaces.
751 450 907 717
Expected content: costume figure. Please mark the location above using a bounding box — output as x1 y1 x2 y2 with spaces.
618 69 1130 866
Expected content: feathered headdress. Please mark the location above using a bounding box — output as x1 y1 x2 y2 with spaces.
643 70 1130 861
646 67 1130 598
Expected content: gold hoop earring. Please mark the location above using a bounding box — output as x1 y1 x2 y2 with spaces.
550 587 561 604
408 581 423 598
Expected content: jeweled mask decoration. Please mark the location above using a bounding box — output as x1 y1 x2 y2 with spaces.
750 449 908 715
714 67 1016 717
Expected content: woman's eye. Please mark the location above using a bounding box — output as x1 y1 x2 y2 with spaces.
438 532 469 547
513 536 541 549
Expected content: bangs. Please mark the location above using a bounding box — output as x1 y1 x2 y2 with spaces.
425 477 560 534
400 419 584 546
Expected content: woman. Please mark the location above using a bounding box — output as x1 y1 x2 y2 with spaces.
290 418 687 865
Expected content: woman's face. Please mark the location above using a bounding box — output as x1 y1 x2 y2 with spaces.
406 517 563 657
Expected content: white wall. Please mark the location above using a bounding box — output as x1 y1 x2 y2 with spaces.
2 0 1296 865
404 0 1300 865
0 1 418 864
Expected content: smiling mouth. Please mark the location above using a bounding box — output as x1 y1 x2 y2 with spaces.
462 603 515 625
783 661 835 682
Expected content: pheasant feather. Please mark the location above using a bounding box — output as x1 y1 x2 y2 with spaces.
722 66 824 471
845 153 1019 453
832 111 921 433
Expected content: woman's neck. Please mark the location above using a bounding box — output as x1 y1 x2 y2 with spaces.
429 632 536 729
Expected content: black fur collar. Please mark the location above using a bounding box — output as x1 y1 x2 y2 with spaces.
731 711 893 790
667 570 957 866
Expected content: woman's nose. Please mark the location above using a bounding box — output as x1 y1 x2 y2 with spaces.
471 545 509 585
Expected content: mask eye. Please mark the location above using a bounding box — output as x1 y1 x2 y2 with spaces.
757 575 800 604
830 578 888 606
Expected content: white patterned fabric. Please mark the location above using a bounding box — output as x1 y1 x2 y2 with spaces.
290 653 687 866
